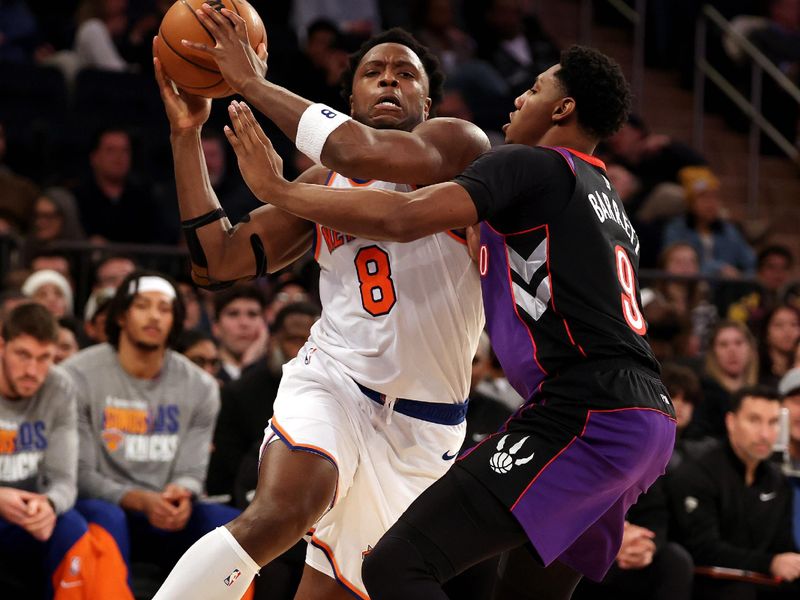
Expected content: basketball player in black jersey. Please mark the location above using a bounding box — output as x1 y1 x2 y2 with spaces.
224 45 677 599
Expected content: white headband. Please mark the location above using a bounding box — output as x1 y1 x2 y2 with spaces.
129 276 176 300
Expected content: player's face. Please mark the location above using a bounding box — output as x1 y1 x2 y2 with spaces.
119 291 174 351
712 327 751 378
0 334 55 398
213 298 264 357
726 397 780 463
350 43 431 132
504 64 566 145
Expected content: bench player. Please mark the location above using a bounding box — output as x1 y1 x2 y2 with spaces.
221 45 678 600
151 26 488 600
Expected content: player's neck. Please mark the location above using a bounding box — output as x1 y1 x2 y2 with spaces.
536 130 596 155
117 335 166 380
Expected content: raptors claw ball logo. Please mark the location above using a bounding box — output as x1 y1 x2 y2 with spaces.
489 435 535 474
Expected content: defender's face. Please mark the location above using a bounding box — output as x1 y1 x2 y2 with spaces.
504 64 564 145
350 43 431 132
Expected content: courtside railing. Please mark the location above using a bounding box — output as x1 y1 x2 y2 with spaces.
693 4 800 216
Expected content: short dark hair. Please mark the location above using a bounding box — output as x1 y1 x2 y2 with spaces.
174 329 216 354
2 303 59 344
729 385 781 413
555 45 631 140
213 284 267 318
272 301 320 333
757 245 793 270
340 28 445 115
89 125 130 152
105 270 185 349
661 363 702 406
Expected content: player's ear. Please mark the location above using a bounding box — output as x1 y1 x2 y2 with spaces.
423 96 431 120
552 97 575 125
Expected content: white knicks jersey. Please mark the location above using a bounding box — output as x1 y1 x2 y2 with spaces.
308 172 484 404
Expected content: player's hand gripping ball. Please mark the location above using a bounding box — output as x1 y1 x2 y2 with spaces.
156 0 265 98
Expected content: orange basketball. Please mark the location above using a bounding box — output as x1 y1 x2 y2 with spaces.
156 0 266 98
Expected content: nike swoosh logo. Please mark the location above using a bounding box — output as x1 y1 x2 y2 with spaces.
60 581 83 589
759 492 777 502
442 450 458 461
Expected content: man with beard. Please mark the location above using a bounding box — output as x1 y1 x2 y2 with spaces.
63 271 250 594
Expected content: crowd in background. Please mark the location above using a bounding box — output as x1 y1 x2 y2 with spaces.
2 0 800 599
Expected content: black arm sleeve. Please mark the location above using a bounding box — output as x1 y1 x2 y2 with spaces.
453 145 575 229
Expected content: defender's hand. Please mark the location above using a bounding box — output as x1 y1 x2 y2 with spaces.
153 36 211 132
224 100 285 201
182 3 267 94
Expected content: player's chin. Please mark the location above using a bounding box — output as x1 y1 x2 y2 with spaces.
367 113 407 129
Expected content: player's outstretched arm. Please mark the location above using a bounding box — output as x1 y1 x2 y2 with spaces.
184 4 490 184
154 39 318 289
226 101 478 242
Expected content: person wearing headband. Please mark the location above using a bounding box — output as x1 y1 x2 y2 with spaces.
61 271 253 596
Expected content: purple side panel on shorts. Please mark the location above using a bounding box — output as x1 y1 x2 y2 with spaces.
480 222 546 401
509 409 676 581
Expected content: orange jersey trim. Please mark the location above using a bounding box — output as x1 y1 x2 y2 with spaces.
446 229 468 246
309 535 370 599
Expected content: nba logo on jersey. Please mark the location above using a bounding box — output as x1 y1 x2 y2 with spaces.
224 569 241 587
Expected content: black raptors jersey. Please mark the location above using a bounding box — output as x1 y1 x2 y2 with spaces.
454 145 660 403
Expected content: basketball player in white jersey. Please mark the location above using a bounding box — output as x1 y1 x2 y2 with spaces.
151 22 489 600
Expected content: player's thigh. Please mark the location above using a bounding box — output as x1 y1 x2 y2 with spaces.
293 565 358 600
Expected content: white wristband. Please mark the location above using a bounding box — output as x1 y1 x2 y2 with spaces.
296 103 352 165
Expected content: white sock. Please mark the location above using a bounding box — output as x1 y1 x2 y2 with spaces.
153 526 260 600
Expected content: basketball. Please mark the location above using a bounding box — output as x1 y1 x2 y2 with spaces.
156 0 266 98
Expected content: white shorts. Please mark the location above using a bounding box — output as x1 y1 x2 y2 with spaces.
260 343 466 598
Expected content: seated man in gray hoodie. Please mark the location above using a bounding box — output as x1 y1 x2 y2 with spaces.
0 303 131 598
63 271 246 590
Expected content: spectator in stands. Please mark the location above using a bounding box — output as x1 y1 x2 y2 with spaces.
73 0 131 72
413 0 476 75
264 276 311 327
0 121 39 235
641 242 717 358
759 304 800 388
212 285 268 383
663 166 756 278
778 367 800 546
748 0 800 155
21 189 85 265
175 330 221 382
82 285 114 344
63 271 244 585
93 253 137 291
206 302 319 506
0 0 42 63
20 269 73 319
28 249 74 283
603 115 707 200
0 303 131 598
201 129 260 226
291 0 380 44
475 0 560 94
669 386 800 599
729 245 795 335
176 279 208 333
72 127 175 244
55 317 82 364
693 320 759 439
